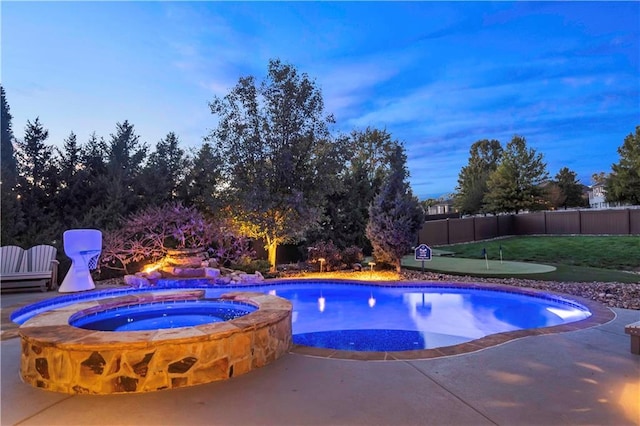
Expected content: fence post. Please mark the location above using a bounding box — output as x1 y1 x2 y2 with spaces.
473 217 477 241
446 218 450 245
578 210 582 235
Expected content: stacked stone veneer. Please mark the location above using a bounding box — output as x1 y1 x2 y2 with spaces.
19 290 292 394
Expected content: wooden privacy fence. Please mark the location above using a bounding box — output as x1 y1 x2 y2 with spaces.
419 208 640 246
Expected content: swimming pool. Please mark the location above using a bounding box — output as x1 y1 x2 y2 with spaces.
12 279 592 352
265 282 590 351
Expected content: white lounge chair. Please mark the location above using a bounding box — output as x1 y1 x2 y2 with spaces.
58 229 102 293
0 245 59 292
1 245 24 275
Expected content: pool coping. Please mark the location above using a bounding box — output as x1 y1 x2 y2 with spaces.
18 290 292 347
3 279 616 360
287 280 615 360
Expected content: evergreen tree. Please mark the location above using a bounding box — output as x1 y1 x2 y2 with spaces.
483 135 549 214
179 142 223 214
78 133 110 227
454 139 502 215
554 167 587 209
0 86 24 244
606 126 640 205
55 131 88 227
14 118 58 245
57 132 81 185
1 86 18 184
85 121 147 229
141 132 187 206
366 144 424 272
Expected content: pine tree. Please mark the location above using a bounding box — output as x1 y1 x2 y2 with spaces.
554 167 586 209
606 126 640 205
55 131 88 227
1 86 18 185
366 144 424 272
141 132 187 206
14 118 58 245
178 142 223 214
0 86 24 244
104 121 148 226
79 133 111 228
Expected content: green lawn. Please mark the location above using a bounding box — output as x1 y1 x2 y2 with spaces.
408 235 640 283
439 235 640 271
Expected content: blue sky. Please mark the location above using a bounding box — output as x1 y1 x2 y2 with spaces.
2 1 638 199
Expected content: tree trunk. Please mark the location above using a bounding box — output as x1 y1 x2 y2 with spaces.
395 259 402 273
267 239 278 273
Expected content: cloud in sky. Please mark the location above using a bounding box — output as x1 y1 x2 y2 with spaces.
2 1 638 199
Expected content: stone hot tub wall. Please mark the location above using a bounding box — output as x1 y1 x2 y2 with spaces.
19 291 292 394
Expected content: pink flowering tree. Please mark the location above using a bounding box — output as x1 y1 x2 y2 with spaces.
101 203 253 274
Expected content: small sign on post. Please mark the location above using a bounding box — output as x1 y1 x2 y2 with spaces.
414 244 432 272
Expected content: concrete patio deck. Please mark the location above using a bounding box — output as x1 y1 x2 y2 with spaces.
1 289 639 425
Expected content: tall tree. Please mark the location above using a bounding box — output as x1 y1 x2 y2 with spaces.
178 142 223 214
85 121 147 230
55 131 88 227
454 139 502 215
366 144 424 272
106 120 147 180
141 132 187 206
484 135 549 214
57 132 82 186
606 126 640 205
1 86 18 184
0 86 24 244
14 118 58 245
554 167 586 209
308 128 396 252
77 133 111 228
208 59 343 271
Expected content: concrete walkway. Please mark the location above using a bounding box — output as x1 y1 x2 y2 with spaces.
1 291 639 425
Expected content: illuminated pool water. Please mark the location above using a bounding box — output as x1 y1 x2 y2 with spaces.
69 299 257 331
12 280 592 352
262 283 591 351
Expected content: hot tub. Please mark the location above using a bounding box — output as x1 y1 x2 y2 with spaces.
18 290 292 394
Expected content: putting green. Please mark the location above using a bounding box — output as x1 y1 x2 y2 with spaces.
402 254 556 275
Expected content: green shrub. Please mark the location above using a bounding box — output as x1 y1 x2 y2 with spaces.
230 257 271 275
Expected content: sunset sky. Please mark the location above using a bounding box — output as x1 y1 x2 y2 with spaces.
3 1 638 199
